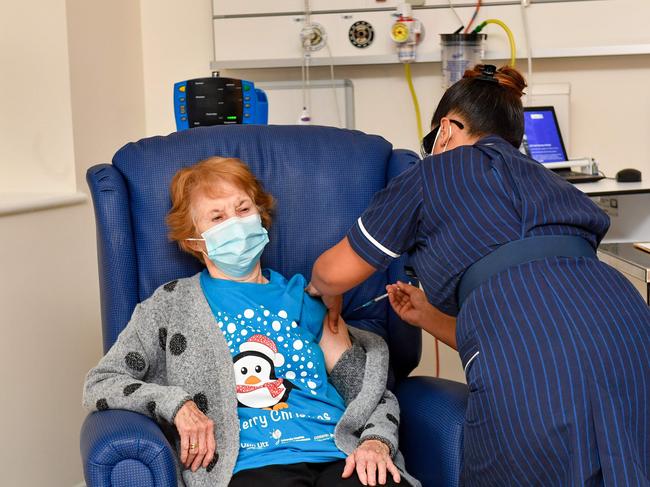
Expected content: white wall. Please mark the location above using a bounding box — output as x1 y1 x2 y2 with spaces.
140 0 214 137
225 57 650 178
0 0 76 194
137 2 650 177
0 1 147 485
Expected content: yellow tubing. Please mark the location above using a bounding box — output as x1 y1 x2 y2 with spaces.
404 63 424 142
482 19 516 67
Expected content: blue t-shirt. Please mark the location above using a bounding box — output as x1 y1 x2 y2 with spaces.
200 269 347 473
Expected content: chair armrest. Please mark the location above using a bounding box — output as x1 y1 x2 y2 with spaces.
396 376 468 487
80 410 178 487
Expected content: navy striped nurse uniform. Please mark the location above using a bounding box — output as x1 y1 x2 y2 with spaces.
347 135 650 486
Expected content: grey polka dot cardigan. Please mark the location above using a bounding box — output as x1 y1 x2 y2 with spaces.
83 274 420 487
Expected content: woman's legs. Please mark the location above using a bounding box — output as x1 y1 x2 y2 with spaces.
228 462 314 487
228 460 408 487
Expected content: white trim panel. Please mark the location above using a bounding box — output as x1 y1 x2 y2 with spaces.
463 351 480 375
357 217 401 259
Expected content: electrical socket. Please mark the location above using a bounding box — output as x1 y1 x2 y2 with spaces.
595 197 619 218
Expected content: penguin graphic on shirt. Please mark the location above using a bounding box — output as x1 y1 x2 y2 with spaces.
233 334 297 410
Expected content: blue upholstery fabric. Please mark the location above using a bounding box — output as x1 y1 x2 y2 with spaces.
397 377 468 487
111 460 154 487
87 164 140 353
81 410 177 487
82 125 468 486
112 125 389 300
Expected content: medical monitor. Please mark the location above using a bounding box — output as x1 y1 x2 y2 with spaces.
173 77 268 131
522 106 568 163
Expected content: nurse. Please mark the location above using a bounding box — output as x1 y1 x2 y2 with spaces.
307 64 650 485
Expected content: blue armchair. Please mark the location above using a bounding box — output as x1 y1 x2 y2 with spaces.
81 125 468 487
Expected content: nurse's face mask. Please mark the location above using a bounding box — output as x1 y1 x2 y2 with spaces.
420 118 465 158
190 214 269 278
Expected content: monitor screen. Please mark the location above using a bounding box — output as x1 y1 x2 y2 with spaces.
522 108 568 163
186 78 243 127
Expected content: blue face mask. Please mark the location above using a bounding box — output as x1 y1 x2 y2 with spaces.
200 214 269 278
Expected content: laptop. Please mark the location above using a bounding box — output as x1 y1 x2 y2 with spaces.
521 106 604 183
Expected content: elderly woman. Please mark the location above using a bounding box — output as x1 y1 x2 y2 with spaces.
83 157 419 487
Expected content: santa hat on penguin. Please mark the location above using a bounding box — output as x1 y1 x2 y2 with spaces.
239 334 285 367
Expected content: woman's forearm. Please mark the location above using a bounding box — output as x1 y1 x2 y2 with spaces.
420 306 457 350
387 282 458 350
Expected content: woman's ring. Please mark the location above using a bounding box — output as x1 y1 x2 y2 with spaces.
190 443 197 450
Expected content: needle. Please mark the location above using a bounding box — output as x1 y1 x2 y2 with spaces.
351 292 390 312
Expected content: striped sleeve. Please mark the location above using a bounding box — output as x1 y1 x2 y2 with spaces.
347 163 423 271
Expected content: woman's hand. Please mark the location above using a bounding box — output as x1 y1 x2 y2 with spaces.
386 281 435 329
342 439 401 486
306 282 343 333
319 316 352 373
174 400 216 472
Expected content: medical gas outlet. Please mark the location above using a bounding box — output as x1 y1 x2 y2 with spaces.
349 21 375 49
300 22 327 52
390 4 423 63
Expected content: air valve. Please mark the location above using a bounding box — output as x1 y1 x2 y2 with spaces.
300 22 327 51
349 20 375 48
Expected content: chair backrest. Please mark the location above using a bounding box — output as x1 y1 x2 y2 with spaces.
87 125 421 382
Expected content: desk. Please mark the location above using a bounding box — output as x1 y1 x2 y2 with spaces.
573 180 650 243
574 179 650 197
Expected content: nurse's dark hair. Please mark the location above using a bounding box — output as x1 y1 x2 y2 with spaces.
431 64 527 147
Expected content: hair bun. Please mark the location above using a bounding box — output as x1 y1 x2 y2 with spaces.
463 64 527 98
495 66 527 97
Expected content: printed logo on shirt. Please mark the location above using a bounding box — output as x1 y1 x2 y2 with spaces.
233 334 298 409
216 305 323 409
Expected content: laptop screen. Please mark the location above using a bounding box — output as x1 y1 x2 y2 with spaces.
522 107 568 163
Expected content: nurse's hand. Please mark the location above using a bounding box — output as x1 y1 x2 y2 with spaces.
306 282 342 333
322 293 343 333
342 439 401 485
388 281 458 349
386 281 435 329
